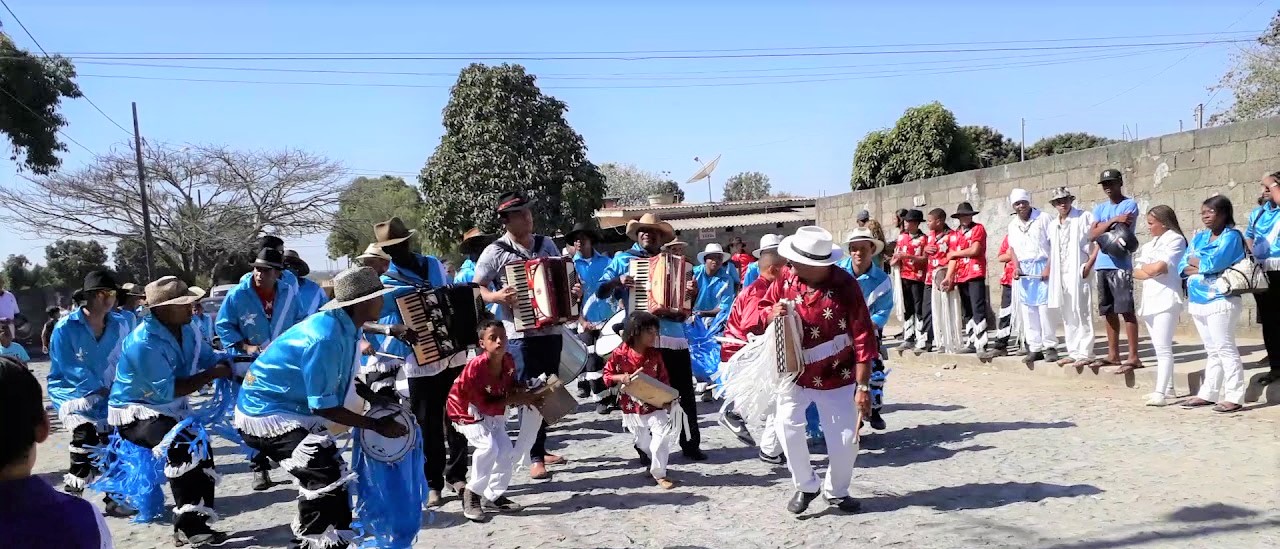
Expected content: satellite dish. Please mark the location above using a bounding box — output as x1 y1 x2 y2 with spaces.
684 154 721 185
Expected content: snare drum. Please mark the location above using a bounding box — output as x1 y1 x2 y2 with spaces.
358 404 418 464
594 309 626 358
558 326 590 382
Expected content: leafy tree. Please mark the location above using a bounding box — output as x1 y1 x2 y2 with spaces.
601 162 683 206
2 254 52 289
961 125 1020 168
44 239 108 287
1026 132 1118 159
1210 11 1280 125
850 102 979 190
0 31 83 174
326 176 425 260
722 171 772 201
419 63 606 253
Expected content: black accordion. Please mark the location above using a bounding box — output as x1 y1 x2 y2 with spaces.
394 283 485 365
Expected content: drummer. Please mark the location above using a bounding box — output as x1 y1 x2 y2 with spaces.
234 267 411 548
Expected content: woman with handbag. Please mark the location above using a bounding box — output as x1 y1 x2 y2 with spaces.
1179 196 1249 413
1132 206 1187 406
1245 172 1280 386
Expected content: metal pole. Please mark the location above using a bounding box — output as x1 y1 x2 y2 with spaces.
1196 104 1204 129
1020 117 1026 161
132 102 155 281
706 173 713 204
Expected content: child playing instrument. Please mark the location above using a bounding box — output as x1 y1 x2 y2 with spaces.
603 312 678 490
447 319 543 522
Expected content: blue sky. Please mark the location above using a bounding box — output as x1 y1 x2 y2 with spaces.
1 0 1274 271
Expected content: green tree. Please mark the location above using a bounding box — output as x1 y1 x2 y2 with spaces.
961 125 1020 168
1210 11 1280 125
44 239 108 287
1026 132 1118 159
326 176 425 259
419 63 606 253
3 254 52 289
722 171 772 201
850 102 979 190
601 163 683 206
0 31 83 174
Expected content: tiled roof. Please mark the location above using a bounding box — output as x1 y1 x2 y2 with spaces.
666 208 816 231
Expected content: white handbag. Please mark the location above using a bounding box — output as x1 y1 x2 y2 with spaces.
1215 229 1269 296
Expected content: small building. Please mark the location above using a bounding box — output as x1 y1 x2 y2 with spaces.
591 195 817 257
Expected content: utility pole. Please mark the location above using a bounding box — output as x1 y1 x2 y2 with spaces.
1020 118 1026 161
1195 104 1205 129
132 102 155 281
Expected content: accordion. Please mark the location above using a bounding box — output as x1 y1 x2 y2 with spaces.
627 254 693 316
773 301 803 377
394 284 484 366
503 257 580 331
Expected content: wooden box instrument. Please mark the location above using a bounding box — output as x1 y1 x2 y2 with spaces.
627 254 693 316
623 372 680 408
532 375 578 425
394 283 484 366
504 257 580 331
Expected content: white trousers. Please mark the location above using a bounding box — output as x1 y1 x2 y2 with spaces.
625 410 672 479
1141 307 1181 396
1020 304 1056 353
775 383 859 497
456 408 542 501
758 409 782 458
1192 301 1246 405
1056 295 1095 361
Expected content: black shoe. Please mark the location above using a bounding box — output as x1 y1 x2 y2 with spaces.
176 528 229 547
868 411 886 431
718 412 754 445
787 490 820 514
251 470 272 491
826 495 863 513
103 500 138 518
758 450 786 465
576 387 590 399
958 345 976 354
1259 371 1280 386
481 496 523 513
682 448 708 461
1022 351 1043 365
462 489 485 521
1043 348 1060 363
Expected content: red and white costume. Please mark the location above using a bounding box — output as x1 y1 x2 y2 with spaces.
603 344 673 479
719 274 781 457
447 352 542 502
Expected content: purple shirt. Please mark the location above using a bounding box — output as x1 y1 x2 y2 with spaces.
0 476 111 548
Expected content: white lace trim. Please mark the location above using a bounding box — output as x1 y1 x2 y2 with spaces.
173 504 219 522
295 470 358 501
290 519 357 549
63 473 90 490
233 409 325 438
107 399 191 426
1188 298 1238 318
278 432 336 473
802 333 852 365
164 460 202 479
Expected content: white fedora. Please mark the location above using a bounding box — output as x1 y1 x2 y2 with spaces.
844 228 885 256
697 243 730 263
753 234 783 258
778 226 843 267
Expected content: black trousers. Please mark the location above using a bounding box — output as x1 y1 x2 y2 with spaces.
921 284 936 348
1260 271 1280 373
241 429 352 546
119 416 216 535
959 278 990 351
659 348 701 452
576 329 616 404
994 284 1014 350
516 334 563 461
407 369 469 491
69 423 108 482
901 279 926 343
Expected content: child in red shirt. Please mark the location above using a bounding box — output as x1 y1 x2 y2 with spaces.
447 319 542 521
604 312 678 490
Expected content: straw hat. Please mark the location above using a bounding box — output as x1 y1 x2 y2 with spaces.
625 213 675 243
320 267 396 311
146 276 206 309
778 227 843 267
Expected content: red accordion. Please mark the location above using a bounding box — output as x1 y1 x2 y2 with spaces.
627 254 693 317
504 257 580 331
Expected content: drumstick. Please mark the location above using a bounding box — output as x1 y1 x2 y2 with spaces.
374 351 405 360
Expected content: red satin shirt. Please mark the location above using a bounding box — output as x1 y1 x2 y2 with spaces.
894 232 927 282
603 343 669 415
720 275 775 361
924 228 965 286
956 223 988 283
447 352 517 425
763 267 878 390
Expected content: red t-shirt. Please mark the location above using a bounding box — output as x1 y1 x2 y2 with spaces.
762 267 878 390
894 232 927 281
603 344 670 415
998 236 1015 286
730 253 754 283
955 223 988 283
254 283 276 318
447 352 517 425
720 276 775 361
924 229 965 286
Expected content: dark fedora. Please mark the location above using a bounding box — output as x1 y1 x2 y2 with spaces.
495 191 531 215
283 249 310 277
257 235 285 252
72 270 121 302
951 202 979 218
902 209 925 223
459 228 495 257
251 248 285 271
565 222 600 244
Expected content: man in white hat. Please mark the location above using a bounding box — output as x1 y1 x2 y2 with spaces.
692 243 738 400
355 244 391 275
597 213 707 461
766 226 878 515
842 228 894 431
107 276 235 545
235 266 412 549
1046 187 1097 367
1006 189 1056 365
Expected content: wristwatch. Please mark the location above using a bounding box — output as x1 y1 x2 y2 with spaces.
856 384 871 393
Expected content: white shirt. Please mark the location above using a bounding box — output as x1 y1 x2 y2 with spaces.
1007 209 1050 262
0 291 17 320
1134 231 1187 316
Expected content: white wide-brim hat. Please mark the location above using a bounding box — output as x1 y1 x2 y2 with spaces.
753 234 783 258
778 226 843 267
844 228 885 256
697 243 730 263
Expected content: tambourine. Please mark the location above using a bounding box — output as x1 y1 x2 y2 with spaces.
357 405 418 464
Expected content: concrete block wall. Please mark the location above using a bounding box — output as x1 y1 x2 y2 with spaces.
817 116 1280 337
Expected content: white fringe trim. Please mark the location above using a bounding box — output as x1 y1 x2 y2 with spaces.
68 445 92 455
58 395 103 432
173 504 219 522
360 356 402 374
657 335 689 350
279 433 336 473
108 399 190 426
165 460 203 479
296 470 358 501
291 519 357 549
1188 297 1239 318
1263 257 1280 272
205 468 223 487
63 473 90 490
233 409 325 439
802 334 852 365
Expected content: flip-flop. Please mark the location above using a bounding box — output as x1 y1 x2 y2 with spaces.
1212 403 1243 413
1180 398 1215 409
1114 362 1144 375
1069 359 1094 368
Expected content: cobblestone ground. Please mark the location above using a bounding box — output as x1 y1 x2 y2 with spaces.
31 360 1280 548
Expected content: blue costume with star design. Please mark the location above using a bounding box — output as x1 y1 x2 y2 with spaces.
215 272 306 352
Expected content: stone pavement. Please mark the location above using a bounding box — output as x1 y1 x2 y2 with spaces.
27 359 1280 548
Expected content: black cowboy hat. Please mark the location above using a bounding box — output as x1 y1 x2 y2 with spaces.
564 222 600 244
250 248 285 271
283 250 311 277
72 270 121 302
256 235 285 251
495 191 531 215
902 209 925 223
951 202 979 218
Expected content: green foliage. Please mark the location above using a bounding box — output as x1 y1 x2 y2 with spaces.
44 239 108 287
1210 11 1280 125
722 171 772 201
2 254 52 290
601 163 683 206
961 125 1020 168
1025 132 1118 159
419 63 606 253
0 33 82 174
849 102 979 190
326 176 425 259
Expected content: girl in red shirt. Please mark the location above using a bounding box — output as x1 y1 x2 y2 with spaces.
604 312 678 490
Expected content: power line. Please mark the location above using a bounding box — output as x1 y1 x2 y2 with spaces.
1205 0 1270 107
0 0 135 138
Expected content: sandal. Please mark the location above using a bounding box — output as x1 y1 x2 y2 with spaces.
1180 397 1215 409
1056 357 1076 366
1069 359 1094 368
1212 403 1243 413
1114 362 1144 375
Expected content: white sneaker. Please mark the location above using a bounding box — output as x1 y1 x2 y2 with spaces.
1144 393 1167 407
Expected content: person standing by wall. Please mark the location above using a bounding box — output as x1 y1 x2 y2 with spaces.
0 279 18 339
948 202 990 354
1179 196 1248 413
1088 169 1142 372
1245 172 1280 387
1007 189 1055 366
1133 206 1187 406
890 210 927 351
1046 188 1096 367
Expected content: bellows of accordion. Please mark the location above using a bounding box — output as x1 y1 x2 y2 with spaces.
394 284 484 366
503 257 580 332
627 254 693 316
